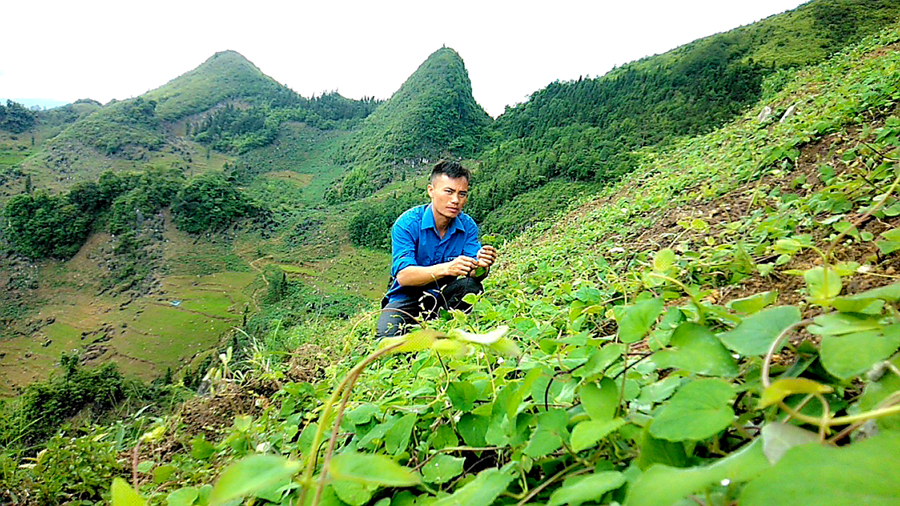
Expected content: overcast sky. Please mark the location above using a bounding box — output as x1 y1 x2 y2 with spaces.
2 0 809 117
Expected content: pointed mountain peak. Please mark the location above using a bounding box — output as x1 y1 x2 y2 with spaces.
144 50 285 121
332 47 491 201
347 46 491 161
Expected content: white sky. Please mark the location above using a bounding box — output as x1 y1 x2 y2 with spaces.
1 0 809 117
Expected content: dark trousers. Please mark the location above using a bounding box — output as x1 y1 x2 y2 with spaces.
376 277 483 338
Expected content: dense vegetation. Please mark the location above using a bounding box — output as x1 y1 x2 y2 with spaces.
188 93 381 153
0 100 37 134
3 190 92 258
11 22 894 506
4 3 900 505
172 173 261 233
3 168 258 260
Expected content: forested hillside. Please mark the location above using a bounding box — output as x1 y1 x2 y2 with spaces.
465 0 900 230
2 1 900 504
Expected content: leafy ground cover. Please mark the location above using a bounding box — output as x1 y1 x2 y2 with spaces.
29 23 900 506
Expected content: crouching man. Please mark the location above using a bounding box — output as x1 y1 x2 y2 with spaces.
376 160 498 338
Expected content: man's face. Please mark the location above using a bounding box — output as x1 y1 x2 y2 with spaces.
428 174 469 221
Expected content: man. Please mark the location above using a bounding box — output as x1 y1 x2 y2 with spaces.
376 160 498 338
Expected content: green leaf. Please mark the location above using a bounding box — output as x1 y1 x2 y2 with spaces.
653 248 676 272
575 284 602 303
233 415 252 432
649 379 734 441
637 428 688 470
804 267 842 300
836 282 900 302
384 414 417 455
166 487 199 506
579 377 618 422
524 408 569 458
878 228 900 255
457 413 489 447
819 324 900 379
576 344 625 379
208 455 301 505
154 465 176 485
740 433 900 505
625 439 770 506
505 368 542 421
571 418 626 452
759 378 834 408
432 468 514 506
136 460 155 473
430 424 459 450
447 381 479 411
548 471 626 506
760 422 818 464
328 452 419 487
421 455 465 484
331 481 375 506
190 436 216 460
111 478 147 506
346 404 380 425
725 291 778 315
808 312 883 336
652 323 738 377
377 328 441 354
718 306 800 356
298 422 318 455
613 298 664 343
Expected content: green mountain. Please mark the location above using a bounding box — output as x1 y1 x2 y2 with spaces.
327 47 492 202
144 50 287 121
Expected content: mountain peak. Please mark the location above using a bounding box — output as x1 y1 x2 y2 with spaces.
143 50 284 121
330 47 491 201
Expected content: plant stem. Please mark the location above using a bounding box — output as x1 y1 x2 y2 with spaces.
299 340 404 506
515 463 587 506
761 319 813 388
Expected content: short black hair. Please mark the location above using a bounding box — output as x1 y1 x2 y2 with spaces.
431 159 470 182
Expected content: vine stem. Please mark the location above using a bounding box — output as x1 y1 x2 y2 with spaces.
132 440 141 492
828 391 900 443
298 340 405 506
761 319 813 388
515 463 589 506
777 400 900 427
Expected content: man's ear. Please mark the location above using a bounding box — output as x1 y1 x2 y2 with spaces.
427 183 434 199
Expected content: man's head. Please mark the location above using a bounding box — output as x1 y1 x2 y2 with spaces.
428 160 470 222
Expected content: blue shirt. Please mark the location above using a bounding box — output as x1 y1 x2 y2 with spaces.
385 204 481 303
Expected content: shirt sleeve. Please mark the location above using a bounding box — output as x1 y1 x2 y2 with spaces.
462 218 481 259
391 216 418 278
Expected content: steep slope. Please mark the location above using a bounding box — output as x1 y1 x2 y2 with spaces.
327 47 492 202
468 0 900 231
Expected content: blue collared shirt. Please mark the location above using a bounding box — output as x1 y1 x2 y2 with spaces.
385 204 481 303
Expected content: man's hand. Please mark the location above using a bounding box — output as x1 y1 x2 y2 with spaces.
444 255 479 277
476 245 498 268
